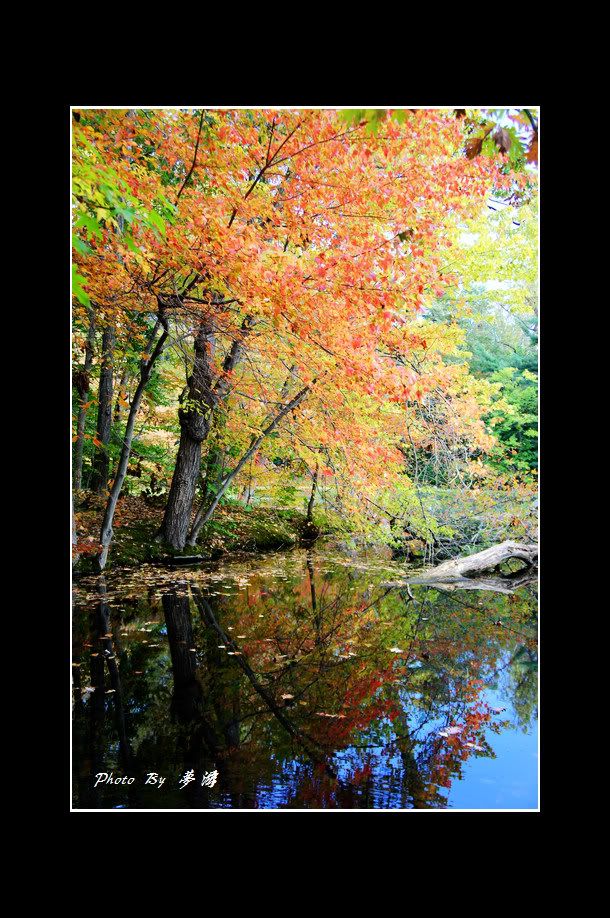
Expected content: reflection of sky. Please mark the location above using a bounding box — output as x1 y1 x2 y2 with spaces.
253 677 538 810
446 688 538 810
213 645 538 809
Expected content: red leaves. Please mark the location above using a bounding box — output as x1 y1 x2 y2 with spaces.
526 132 538 164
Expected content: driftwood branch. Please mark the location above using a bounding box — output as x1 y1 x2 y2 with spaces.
408 540 538 593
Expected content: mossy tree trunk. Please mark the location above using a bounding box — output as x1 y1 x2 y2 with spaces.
159 318 216 550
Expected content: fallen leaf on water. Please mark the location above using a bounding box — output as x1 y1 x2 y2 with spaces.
439 726 463 737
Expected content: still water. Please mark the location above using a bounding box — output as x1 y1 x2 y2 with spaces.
72 546 538 810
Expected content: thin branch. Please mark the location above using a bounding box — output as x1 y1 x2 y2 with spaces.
175 110 205 203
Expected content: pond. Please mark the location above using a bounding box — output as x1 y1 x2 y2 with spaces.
71 545 538 810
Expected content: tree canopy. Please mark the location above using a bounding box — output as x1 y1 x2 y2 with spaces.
72 107 538 570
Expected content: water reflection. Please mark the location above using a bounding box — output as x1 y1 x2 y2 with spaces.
72 548 538 809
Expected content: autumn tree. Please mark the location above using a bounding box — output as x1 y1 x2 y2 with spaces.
72 107 535 567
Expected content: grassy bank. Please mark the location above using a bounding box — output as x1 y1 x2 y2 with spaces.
73 492 327 571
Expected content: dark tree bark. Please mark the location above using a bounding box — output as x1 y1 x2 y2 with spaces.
90 326 115 493
73 307 95 490
159 318 216 550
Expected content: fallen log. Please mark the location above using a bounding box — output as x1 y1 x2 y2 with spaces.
410 540 538 587
411 570 537 595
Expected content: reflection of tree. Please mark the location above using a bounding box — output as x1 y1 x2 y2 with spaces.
73 553 538 809
306 551 321 643
503 645 538 731
162 588 203 724
73 577 134 807
191 585 329 768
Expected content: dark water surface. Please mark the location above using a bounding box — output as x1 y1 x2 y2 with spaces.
72 546 538 809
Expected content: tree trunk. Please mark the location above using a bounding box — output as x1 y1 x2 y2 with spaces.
73 308 95 490
197 316 253 519
300 463 320 544
306 464 318 523
97 316 168 570
410 540 538 587
90 326 115 493
188 384 310 545
159 318 216 550
113 364 129 426
72 503 79 566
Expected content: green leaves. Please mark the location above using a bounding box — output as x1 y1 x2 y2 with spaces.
72 265 90 307
123 232 140 253
339 109 389 135
339 109 367 128
72 233 92 256
147 209 166 237
75 212 103 240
